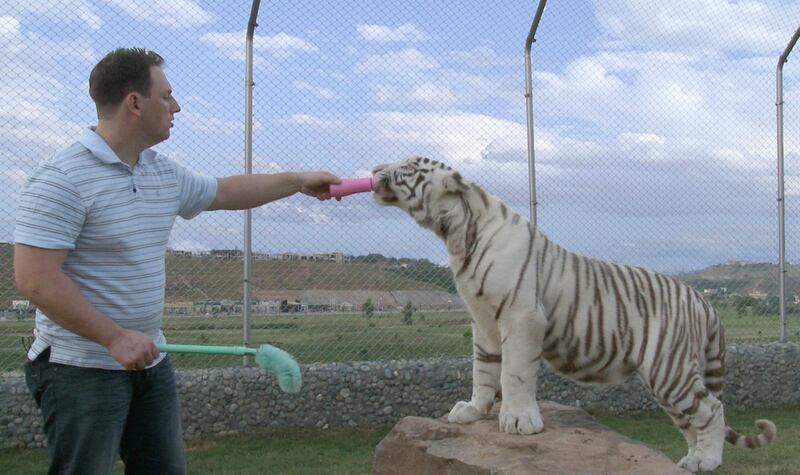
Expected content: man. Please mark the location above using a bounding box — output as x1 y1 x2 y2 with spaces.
13 47 340 475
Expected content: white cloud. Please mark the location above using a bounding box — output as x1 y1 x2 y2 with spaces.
104 0 211 28
293 81 337 99
619 133 667 146
253 161 286 174
451 46 520 67
357 23 427 43
785 169 800 197
443 70 521 106
286 114 342 129
179 111 261 133
5 1 101 29
533 49 784 157
0 19 88 167
372 83 456 108
356 48 439 76
254 201 335 224
616 133 669 161
0 16 21 36
364 68 519 111
201 31 318 64
594 0 800 53
366 111 526 164
254 32 319 57
536 55 626 100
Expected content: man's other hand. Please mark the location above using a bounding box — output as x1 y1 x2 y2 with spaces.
107 329 159 371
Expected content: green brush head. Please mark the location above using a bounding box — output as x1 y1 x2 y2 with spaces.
255 344 302 393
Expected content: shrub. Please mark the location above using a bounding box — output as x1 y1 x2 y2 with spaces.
362 299 375 319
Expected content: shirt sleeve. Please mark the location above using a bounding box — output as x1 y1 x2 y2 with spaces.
14 163 86 249
174 161 218 220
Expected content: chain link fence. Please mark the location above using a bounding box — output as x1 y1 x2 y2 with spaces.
1 1 798 372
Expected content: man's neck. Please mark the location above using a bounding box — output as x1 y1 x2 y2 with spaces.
94 121 145 168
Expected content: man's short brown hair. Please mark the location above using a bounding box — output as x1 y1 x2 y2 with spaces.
89 48 164 117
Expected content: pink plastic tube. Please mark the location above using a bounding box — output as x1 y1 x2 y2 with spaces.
329 177 375 199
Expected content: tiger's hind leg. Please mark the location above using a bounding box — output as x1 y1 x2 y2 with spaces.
654 371 725 472
687 393 725 472
664 410 698 468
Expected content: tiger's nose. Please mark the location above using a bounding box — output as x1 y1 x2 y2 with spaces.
372 164 388 174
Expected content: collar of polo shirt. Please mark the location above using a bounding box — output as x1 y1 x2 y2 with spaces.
80 127 156 166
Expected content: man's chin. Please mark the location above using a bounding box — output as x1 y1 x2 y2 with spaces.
147 133 171 148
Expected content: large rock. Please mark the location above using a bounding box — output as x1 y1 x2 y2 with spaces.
372 401 688 475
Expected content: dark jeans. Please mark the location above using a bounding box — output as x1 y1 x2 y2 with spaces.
25 349 186 475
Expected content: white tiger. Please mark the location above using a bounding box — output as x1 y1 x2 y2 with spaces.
372 156 776 473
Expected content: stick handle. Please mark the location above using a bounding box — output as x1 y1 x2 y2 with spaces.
157 343 257 356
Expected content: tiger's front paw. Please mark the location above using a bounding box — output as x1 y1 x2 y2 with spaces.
678 455 700 472
447 400 483 424
499 407 544 435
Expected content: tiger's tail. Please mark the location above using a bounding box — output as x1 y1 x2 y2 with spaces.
725 420 776 448
703 303 776 448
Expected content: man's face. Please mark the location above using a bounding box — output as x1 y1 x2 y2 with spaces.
139 65 180 145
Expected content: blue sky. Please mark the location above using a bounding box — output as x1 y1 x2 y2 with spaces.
1 1 799 273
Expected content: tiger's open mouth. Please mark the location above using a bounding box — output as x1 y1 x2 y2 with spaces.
371 165 397 202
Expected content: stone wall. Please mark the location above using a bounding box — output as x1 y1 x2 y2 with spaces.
1 343 797 449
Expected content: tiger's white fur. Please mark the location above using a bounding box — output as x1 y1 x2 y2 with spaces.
372 157 776 473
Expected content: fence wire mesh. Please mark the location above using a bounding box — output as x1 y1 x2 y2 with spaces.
1 1 798 372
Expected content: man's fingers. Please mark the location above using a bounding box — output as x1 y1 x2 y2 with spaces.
147 344 159 362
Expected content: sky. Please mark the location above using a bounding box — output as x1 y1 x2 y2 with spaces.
1 0 799 273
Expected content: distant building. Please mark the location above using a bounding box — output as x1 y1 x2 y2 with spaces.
164 302 192 315
747 290 768 300
702 287 728 296
210 250 243 259
270 252 346 263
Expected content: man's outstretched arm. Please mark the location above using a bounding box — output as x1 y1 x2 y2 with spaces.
208 171 341 211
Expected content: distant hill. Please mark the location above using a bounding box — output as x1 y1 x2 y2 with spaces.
2 242 794 307
676 261 793 296
162 251 455 302
0 243 455 306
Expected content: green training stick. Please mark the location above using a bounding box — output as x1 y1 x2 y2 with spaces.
157 343 302 393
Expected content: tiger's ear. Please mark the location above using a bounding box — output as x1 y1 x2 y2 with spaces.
442 172 469 193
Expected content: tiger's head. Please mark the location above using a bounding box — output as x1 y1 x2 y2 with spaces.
372 156 476 239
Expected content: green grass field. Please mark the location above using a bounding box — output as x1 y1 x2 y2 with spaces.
0 407 796 474
592 407 800 475
1 308 797 372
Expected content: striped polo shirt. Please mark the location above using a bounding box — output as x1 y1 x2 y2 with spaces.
15 127 218 370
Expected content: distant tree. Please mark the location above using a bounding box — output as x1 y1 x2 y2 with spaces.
734 295 758 317
401 301 414 326
756 296 780 316
362 298 375 319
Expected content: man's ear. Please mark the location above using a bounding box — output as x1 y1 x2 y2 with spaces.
123 92 143 117
442 172 469 192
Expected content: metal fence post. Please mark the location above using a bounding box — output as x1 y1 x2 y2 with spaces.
244 0 262 364
777 26 800 343
525 0 547 225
